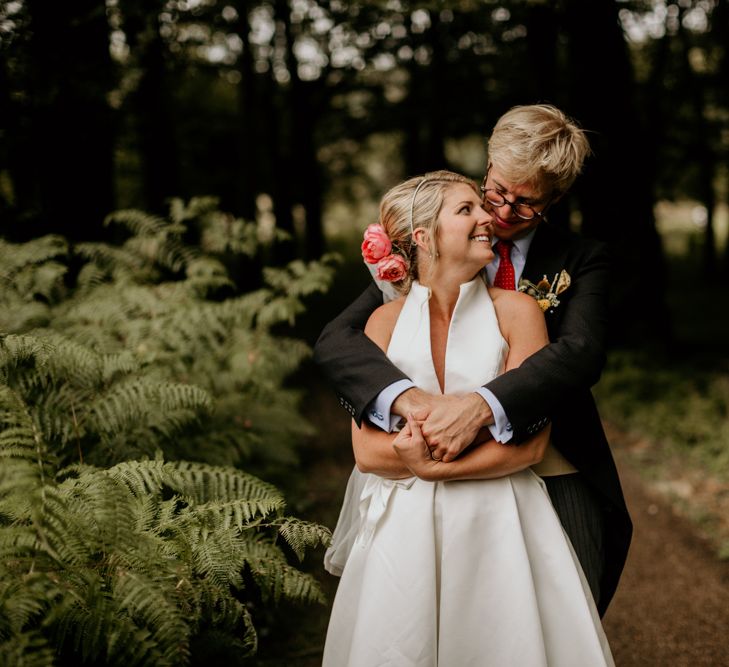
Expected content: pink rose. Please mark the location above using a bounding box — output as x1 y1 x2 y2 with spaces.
376 254 408 282
361 224 392 263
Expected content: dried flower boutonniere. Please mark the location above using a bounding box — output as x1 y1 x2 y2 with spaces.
518 270 571 312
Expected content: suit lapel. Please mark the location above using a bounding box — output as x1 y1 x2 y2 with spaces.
522 223 574 333
522 223 571 285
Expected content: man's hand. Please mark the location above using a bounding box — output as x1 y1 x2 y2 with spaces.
422 393 494 463
392 387 436 422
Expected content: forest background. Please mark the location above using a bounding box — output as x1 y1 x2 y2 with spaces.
1 0 728 664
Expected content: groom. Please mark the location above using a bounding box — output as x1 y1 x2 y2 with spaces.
314 104 632 617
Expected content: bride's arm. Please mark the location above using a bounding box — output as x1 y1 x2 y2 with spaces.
352 420 410 478
356 417 549 481
392 415 550 481
350 297 412 478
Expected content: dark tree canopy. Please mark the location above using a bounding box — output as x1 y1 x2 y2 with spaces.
1 0 728 340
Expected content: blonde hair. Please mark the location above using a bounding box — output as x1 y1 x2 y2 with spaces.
487 104 591 197
378 170 479 294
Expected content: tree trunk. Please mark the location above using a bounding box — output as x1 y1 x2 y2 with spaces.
677 8 717 279
562 0 671 343
233 1 258 222
524 2 571 230
19 0 115 240
268 0 296 264
278 0 325 259
122 1 180 214
404 10 447 175
713 0 729 277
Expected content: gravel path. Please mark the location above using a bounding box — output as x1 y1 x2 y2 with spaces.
603 453 729 666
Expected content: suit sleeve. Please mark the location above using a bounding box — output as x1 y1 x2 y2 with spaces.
484 240 610 443
313 281 411 425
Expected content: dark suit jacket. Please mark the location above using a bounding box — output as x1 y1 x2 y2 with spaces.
313 221 632 617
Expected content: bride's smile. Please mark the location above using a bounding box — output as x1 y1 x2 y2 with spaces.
421 183 494 283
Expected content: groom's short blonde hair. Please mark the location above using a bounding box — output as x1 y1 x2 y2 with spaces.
487 104 591 198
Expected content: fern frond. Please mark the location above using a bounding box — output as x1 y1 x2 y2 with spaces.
113 570 191 664
170 461 283 504
256 293 305 328
74 242 148 281
0 573 59 638
247 553 326 605
0 302 53 334
262 253 340 298
104 208 197 273
103 208 170 236
32 331 104 389
104 460 185 497
51 571 167 667
276 518 332 561
101 351 141 382
125 234 196 275
0 631 57 667
88 379 212 440
0 384 54 491
0 335 53 385
188 497 286 530
186 525 247 589
0 235 68 280
75 261 109 294
184 257 235 296
168 196 221 226
35 485 94 566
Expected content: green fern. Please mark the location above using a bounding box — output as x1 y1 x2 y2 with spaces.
0 200 337 664
0 447 329 664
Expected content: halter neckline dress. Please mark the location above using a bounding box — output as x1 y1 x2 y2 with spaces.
323 277 614 667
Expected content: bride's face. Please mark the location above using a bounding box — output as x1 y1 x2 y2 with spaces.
433 183 494 270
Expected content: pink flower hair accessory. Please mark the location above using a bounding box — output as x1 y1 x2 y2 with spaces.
361 223 392 263
375 254 408 283
361 223 410 283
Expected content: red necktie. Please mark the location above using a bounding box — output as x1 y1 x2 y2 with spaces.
494 241 515 290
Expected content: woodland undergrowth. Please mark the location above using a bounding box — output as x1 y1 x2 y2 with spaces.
0 198 339 666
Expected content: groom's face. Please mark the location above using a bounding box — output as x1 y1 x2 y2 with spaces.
481 165 551 242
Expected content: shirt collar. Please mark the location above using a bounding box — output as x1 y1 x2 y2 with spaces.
495 227 538 258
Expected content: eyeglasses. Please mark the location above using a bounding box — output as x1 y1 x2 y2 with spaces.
480 171 550 221
480 188 548 221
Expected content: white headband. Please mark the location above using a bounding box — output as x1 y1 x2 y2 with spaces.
409 178 429 239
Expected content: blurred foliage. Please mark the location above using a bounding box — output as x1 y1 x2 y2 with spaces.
0 1 725 275
0 199 339 665
595 350 729 480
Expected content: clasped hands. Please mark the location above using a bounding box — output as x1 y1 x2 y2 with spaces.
391 388 493 469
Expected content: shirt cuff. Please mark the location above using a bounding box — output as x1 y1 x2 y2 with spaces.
474 387 513 443
366 379 415 432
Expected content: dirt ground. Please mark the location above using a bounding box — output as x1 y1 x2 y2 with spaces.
602 450 729 666
253 383 729 666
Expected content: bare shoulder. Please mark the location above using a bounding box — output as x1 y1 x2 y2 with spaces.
364 296 406 351
489 286 542 322
488 286 546 343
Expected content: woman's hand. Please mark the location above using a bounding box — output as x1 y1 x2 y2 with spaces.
392 413 441 481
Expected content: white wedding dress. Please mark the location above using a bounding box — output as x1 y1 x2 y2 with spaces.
322 277 614 667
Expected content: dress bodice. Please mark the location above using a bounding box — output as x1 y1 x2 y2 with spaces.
387 277 508 396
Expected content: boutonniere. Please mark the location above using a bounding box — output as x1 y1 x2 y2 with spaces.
518 270 571 312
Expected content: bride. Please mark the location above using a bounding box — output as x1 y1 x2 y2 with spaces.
322 170 614 666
